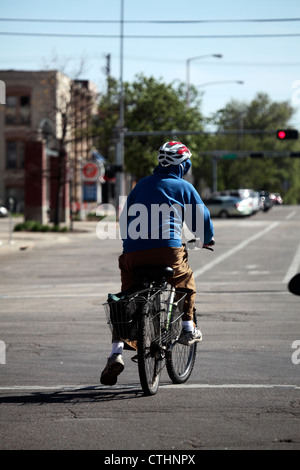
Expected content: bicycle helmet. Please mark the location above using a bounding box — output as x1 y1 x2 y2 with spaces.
158 141 192 167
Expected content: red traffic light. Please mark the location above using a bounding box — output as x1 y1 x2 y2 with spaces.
277 129 298 140
277 130 286 139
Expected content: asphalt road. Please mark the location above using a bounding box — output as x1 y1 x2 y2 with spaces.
0 205 299 451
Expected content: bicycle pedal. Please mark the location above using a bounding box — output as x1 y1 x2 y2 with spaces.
131 354 138 363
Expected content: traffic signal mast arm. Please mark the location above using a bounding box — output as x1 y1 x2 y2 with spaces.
198 150 300 159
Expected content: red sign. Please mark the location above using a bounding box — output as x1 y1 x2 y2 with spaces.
82 162 99 181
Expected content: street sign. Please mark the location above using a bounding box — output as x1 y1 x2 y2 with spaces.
83 182 97 202
82 162 99 182
222 153 237 159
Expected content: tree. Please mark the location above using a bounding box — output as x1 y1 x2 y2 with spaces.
94 74 207 179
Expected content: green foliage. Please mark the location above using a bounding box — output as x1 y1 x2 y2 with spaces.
14 221 69 232
94 74 206 177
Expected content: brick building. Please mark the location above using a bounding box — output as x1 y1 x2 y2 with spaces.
0 70 98 223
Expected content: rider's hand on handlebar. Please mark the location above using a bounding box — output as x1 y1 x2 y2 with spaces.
186 238 215 251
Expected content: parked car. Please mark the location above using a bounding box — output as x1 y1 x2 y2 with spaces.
250 190 263 213
204 195 253 218
219 189 261 214
269 193 283 205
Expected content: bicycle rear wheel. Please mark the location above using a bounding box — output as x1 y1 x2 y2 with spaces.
137 300 163 396
166 312 197 384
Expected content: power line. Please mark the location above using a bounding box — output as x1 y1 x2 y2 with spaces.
1 31 300 39
0 17 300 23
1 52 299 67
1 53 299 67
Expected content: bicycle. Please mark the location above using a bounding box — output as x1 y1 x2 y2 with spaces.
103 239 214 396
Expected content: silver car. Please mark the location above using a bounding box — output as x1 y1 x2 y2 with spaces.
204 195 253 218
220 189 261 213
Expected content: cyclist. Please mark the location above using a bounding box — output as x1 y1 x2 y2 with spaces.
101 141 214 385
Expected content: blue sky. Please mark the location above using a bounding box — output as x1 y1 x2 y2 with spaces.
1 0 300 127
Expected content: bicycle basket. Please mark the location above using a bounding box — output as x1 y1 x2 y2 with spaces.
103 293 146 341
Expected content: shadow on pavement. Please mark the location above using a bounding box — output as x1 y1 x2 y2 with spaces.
0 384 147 404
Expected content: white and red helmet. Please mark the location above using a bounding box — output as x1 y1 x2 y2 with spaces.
158 141 192 167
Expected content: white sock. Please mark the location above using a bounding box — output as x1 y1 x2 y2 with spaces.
110 341 124 356
182 320 194 332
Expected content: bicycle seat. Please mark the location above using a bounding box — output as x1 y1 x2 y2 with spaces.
134 265 174 282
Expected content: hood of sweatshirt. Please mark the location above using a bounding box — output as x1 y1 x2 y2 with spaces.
153 159 192 179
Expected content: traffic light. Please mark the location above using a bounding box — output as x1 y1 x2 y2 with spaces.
276 129 299 140
250 152 264 158
104 164 123 181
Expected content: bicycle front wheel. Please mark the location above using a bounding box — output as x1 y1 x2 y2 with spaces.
166 313 197 384
137 302 162 396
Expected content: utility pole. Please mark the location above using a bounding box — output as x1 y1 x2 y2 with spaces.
105 53 111 102
116 0 125 215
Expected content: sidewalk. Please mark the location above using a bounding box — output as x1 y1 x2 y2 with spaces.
0 217 98 254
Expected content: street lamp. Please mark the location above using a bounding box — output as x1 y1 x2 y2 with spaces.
186 54 223 107
196 80 244 87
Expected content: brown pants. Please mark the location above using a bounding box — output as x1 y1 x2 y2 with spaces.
118 246 196 321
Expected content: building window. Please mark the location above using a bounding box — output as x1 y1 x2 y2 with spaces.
6 96 17 124
6 141 24 169
20 96 30 124
6 95 31 125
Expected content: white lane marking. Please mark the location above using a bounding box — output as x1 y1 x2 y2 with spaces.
194 221 280 279
0 383 299 392
161 383 300 390
283 240 300 284
0 285 289 299
0 283 120 299
248 271 270 275
0 293 103 299
201 291 289 295
286 210 297 220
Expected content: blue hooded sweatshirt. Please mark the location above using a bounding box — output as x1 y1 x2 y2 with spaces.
119 160 214 253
